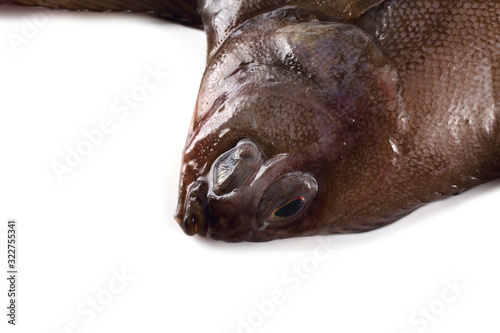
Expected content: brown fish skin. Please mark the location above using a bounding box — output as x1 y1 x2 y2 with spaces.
198 0 386 60
175 0 500 242
1 0 497 242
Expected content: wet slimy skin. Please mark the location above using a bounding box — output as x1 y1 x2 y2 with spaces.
176 0 499 242
2 0 498 242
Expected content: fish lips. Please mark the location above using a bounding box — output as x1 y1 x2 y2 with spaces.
175 180 210 237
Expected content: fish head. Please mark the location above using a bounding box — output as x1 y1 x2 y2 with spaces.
175 133 331 242
175 10 401 242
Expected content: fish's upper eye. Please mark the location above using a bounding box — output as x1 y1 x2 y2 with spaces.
212 140 262 195
258 172 317 227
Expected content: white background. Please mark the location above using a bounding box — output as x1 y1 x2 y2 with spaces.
0 6 499 333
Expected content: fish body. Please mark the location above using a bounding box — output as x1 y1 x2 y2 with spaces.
2 0 498 242
176 0 500 242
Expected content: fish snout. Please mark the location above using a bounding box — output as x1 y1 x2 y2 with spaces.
175 180 210 237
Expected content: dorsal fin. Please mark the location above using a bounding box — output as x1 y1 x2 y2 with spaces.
0 0 202 27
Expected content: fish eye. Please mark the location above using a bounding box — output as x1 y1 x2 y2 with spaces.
259 172 317 227
271 196 306 219
212 140 262 195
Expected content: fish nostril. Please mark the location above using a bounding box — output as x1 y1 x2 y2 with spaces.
176 180 209 237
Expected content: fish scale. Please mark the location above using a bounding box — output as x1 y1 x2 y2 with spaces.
2 0 498 241
176 0 499 241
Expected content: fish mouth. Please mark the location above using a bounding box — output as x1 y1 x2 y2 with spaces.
175 180 209 237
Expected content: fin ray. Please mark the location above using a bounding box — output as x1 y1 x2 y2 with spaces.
0 0 202 26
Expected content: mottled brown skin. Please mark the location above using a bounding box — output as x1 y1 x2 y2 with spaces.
3 0 498 242
199 0 386 59
176 0 500 242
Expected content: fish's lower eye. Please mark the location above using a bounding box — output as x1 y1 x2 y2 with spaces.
272 197 306 219
258 172 318 227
